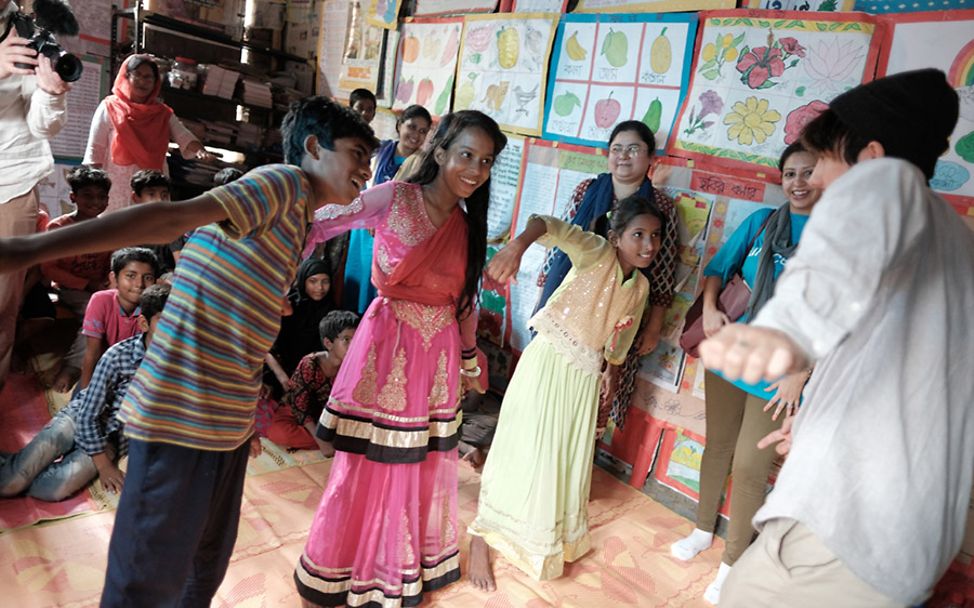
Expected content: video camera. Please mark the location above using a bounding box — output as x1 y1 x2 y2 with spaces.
5 0 83 82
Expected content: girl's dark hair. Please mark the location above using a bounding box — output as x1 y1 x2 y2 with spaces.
608 120 656 151
397 104 432 129
406 110 507 318
280 96 380 165
777 141 811 172
319 310 361 342
111 246 161 277
800 108 871 168
609 194 667 236
139 284 171 322
67 165 112 193
349 88 377 106
125 54 160 83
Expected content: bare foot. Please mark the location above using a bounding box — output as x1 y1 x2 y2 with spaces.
467 535 496 592
51 368 76 393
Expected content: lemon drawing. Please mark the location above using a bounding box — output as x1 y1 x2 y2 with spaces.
455 73 477 110
497 27 520 69
650 27 672 75
565 31 587 61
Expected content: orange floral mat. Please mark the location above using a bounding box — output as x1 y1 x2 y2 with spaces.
0 457 723 607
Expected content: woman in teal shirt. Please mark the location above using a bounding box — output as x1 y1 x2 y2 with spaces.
670 142 823 605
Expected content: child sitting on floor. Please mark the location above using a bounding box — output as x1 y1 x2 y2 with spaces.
76 247 159 391
0 284 170 501
267 310 360 456
130 170 177 273
42 166 113 392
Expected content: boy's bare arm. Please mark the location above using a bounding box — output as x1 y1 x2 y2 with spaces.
0 194 228 273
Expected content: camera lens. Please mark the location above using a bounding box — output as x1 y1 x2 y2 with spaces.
54 52 83 82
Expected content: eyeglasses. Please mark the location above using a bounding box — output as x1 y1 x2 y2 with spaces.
609 144 647 158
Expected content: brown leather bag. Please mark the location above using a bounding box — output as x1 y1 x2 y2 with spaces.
679 275 751 358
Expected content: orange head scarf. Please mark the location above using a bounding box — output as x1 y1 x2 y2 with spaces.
103 55 174 169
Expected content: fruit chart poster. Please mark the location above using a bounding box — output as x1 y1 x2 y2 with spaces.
876 10 974 215
393 18 464 117
575 0 735 14
454 13 560 136
542 13 698 152
670 10 883 174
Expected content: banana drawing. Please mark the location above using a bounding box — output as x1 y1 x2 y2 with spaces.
566 31 587 62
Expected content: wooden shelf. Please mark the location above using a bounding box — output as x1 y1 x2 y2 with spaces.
161 86 282 115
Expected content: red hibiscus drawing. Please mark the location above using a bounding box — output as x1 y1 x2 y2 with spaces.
778 37 806 58
784 100 829 144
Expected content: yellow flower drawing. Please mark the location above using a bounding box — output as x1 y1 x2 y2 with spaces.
723 96 781 146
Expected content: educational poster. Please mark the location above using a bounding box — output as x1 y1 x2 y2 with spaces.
480 245 509 346
854 0 971 14
454 13 560 136
365 0 402 30
317 0 352 97
414 0 498 16
542 13 698 152
393 19 464 117
655 426 732 515
338 0 384 94
671 10 883 174
575 0 736 14
50 57 108 161
488 135 527 241
876 11 974 215
35 163 77 218
744 0 855 10
506 140 607 350
513 0 569 11
638 341 686 393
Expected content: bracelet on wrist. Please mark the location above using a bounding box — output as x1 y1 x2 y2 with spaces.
459 366 482 378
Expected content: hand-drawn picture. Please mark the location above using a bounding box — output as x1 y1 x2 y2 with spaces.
393 19 463 117
455 13 559 136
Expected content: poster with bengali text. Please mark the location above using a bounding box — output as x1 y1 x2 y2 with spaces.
513 0 569 11
670 10 883 174
50 57 107 161
414 0 498 16
876 11 974 215
543 13 697 152
338 0 384 95
393 19 464 117
455 13 559 136
575 0 735 14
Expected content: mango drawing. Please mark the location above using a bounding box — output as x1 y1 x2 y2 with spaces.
497 27 520 69
642 97 662 132
594 92 621 128
566 31 587 61
402 35 420 64
416 78 434 107
650 27 672 75
435 74 454 115
482 81 510 112
554 91 582 117
455 73 477 110
601 29 628 69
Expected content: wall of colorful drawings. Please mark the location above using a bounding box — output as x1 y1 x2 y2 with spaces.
393 18 464 116
542 13 698 152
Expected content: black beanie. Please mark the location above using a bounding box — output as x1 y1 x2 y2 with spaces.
829 68 958 179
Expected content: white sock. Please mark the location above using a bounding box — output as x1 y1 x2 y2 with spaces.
670 528 714 561
703 562 732 605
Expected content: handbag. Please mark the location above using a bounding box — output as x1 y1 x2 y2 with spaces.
679 275 751 358
679 214 771 358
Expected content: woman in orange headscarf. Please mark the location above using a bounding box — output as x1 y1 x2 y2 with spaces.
83 54 212 213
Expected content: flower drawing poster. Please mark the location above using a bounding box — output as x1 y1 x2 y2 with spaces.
393 19 464 117
877 11 974 212
670 11 883 173
542 13 698 151
454 13 559 136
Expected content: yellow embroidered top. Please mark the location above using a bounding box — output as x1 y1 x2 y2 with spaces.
529 216 649 375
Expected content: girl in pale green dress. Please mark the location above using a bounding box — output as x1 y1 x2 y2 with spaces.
467 195 667 589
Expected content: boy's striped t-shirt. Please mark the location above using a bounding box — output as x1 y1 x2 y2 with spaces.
119 164 315 450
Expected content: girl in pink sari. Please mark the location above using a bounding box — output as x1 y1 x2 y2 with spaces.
295 111 507 608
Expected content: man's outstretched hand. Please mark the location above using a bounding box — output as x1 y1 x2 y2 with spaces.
699 324 809 385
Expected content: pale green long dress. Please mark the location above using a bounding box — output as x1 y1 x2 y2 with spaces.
469 216 648 580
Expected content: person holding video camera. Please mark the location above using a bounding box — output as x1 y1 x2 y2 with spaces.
0 0 70 391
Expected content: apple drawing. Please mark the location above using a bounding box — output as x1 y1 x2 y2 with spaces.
594 92 621 129
416 78 434 107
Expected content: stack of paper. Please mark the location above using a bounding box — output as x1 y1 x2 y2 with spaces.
200 65 240 99
241 78 273 108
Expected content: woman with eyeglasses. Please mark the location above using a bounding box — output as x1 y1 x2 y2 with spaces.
536 120 679 437
83 54 213 214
